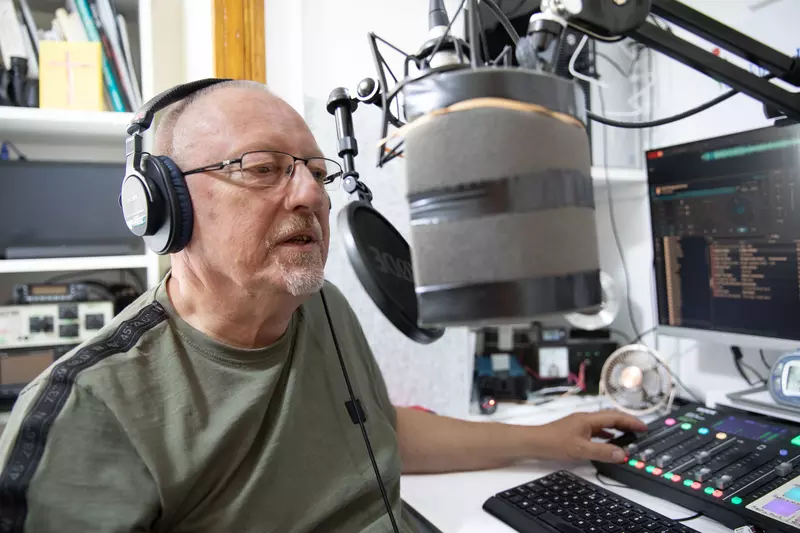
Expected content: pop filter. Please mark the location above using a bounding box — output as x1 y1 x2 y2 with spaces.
338 201 445 344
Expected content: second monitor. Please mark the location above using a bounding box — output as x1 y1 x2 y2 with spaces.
648 123 800 349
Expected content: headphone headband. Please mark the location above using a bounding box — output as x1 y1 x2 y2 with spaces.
126 78 232 135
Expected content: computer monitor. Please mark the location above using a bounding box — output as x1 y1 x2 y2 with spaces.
0 160 143 258
647 123 800 350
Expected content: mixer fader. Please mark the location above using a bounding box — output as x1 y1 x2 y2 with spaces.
595 404 800 532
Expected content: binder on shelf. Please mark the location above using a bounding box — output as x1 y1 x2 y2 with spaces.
73 0 125 112
39 40 103 111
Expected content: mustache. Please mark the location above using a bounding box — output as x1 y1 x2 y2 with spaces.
269 215 324 245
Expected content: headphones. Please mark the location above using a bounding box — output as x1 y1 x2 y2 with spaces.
120 78 231 255
120 78 333 255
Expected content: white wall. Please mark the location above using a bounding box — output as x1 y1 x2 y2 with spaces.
596 0 800 401
268 0 473 418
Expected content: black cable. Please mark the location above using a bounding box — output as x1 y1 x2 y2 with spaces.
675 512 703 522
742 361 767 384
595 52 627 77
633 326 658 345
609 328 633 345
482 0 520 44
734 356 757 387
598 90 642 342
1 140 28 160
320 288 400 533
589 89 738 129
589 73 776 129
760 349 771 371
595 471 627 489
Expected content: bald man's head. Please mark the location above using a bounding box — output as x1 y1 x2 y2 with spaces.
153 80 331 298
153 80 278 165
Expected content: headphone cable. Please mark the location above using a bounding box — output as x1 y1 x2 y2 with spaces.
320 288 401 533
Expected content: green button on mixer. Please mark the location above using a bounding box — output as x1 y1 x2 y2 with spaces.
792 435 800 446
646 466 655 473
681 423 692 430
629 459 638 467
663 473 673 480
731 497 743 505
683 479 693 487
704 487 715 495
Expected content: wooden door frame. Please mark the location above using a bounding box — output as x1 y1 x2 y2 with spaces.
212 0 266 82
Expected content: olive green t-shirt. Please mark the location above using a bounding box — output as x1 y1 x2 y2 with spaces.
0 277 413 533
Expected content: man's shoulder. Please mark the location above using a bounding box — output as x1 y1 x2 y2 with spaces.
19 288 170 397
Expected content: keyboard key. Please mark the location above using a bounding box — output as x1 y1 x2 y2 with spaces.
577 488 589 495
545 502 558 510
620 509 634 518
538 479 553 487
613 517 627 525
645 522 660 530
608 503 621 512
576 520 589 528
582 511 594 519
631 516 647 524
499 490 514 499
626 526 643 532
603 525 620 532
509 495 523 504
565 514 577 523
554 507 568 516
514 486 528 495
534 496 547 505
518 500 531 509
526 505 545 516
539 511 587 533
646 514 660 521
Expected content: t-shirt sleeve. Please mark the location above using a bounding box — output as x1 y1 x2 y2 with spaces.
0 379 159 532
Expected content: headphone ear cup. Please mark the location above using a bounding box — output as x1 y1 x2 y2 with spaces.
156 156 193 253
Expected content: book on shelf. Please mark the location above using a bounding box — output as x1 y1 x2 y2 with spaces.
39 40 103 111
1 0 140 112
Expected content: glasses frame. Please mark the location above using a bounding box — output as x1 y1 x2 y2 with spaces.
182 150 343 186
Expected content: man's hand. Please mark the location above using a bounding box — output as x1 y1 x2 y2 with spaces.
528 410 648 464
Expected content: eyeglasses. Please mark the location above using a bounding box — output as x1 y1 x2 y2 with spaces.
183 150 343 191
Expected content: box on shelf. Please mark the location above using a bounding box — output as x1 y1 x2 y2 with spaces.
39 41 104 111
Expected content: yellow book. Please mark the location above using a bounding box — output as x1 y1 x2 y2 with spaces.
39 41 104 111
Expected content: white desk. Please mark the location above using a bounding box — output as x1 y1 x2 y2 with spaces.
400 397 732 533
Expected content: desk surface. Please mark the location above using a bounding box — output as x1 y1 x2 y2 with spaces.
400 396 732 533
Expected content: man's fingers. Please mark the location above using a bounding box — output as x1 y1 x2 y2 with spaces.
587 410 648 433
593 430 616 441
575 441 627 463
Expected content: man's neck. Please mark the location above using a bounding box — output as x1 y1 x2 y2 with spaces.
166 262 304 349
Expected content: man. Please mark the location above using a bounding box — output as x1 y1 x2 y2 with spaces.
0 81 646 532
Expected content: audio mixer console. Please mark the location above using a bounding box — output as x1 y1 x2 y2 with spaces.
595 403 800 532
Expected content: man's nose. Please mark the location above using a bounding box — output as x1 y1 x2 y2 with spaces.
284 162 326 211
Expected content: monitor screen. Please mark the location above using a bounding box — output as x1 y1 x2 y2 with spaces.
0 160 143 257
648 124 800 343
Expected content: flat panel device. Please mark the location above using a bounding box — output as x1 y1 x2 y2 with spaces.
0 302 114 349
0 160 144 258
648 123 800 349
596 403 800 532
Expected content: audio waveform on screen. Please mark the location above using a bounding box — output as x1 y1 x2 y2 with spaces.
701 138 800 161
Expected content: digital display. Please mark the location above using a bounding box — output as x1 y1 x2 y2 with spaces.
787 365 800 394
713 415 789 442
31 285 68 296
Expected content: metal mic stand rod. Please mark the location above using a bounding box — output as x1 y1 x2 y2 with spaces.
327 88 373 204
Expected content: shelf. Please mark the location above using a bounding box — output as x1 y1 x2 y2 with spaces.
0 255 151 274
0 107 134 143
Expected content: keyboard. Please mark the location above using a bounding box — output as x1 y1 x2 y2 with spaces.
483 470 700 533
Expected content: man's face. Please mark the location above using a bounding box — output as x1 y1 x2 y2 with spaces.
175 89 331 296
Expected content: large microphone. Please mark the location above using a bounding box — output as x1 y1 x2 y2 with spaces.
401 0 602 328
330 0 624 340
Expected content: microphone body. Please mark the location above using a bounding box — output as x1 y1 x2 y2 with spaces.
402 67 602 327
